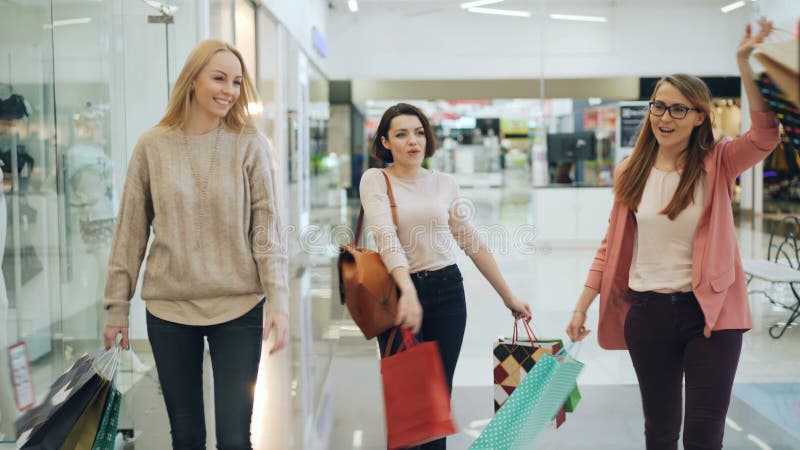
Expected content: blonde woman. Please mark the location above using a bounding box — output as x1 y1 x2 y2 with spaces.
102 40 288 449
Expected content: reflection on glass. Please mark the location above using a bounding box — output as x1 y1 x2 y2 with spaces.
0 1 57 441
256 8 278 139
308 65 330 188
210 0 235 42
235 0 257 78
52 0 116 372
0 0 183 444
63 103 115 316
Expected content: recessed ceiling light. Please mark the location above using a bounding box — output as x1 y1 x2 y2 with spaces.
347 0 359 12
721 1 746 13
468 7 531 18
549 14 607 23
460 0 504 8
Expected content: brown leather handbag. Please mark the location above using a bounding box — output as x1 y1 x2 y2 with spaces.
338 170 399 339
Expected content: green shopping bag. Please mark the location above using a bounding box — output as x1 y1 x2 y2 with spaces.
565 385 581 413
91 388 122 450
471 348 584 450
58 380 111 450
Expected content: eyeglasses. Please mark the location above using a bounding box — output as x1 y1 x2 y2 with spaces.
649 101 700 119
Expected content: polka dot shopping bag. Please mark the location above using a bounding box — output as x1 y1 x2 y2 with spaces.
471 323 584 450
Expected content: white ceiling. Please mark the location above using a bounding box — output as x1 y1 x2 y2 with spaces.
334 0 737 15
326 0 757 80
329 0 757 29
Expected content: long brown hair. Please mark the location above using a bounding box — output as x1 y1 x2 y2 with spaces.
157 39 259 132
615 74 715 220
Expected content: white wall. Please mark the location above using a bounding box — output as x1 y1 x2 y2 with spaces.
327 0 752 80
261 0 329 75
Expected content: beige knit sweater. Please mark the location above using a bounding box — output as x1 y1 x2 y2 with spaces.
103 125 288 328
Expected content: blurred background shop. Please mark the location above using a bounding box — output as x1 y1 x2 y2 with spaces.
1 0 799 449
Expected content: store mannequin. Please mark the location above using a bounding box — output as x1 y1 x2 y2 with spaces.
66 105 115 319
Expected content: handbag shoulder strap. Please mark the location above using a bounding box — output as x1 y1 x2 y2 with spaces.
383 327 398 358
354 169 398 245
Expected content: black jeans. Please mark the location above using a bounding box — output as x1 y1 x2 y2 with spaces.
146 300 264 450
378 264 467 450
624 290 743 450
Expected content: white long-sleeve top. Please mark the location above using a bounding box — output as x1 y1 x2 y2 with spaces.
358 168 483 273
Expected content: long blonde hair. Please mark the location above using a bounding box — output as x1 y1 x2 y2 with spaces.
615 74 715 220
158 39 259 132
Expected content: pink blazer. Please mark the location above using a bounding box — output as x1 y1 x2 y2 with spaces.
585 110 781 350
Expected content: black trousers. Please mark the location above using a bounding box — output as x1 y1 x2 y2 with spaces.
624 290 743 450
378 264 467 450
146 300 264 450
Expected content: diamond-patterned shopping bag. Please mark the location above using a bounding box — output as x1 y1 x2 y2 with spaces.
471 349 584 450
493 322 581 425
493 322 563 413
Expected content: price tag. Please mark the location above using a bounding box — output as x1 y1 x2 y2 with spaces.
8 342 34 411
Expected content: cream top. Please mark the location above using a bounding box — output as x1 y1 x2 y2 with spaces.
629 168 705 293
359 168 483 273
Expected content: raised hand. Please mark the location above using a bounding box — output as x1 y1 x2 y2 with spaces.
737 18 774 61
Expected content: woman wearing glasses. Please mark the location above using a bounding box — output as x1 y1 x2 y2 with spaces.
566 19 779 450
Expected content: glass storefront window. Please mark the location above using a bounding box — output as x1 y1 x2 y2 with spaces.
0 0 198 445
210 0 235 43
308 67 331 193
256 9 279 139
235 0 257 81
0 2 57 440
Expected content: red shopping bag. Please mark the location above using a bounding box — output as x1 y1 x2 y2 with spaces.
381 327 457 449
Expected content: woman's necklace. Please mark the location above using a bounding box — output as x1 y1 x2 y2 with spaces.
184 124 222 195
183 123 223 248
